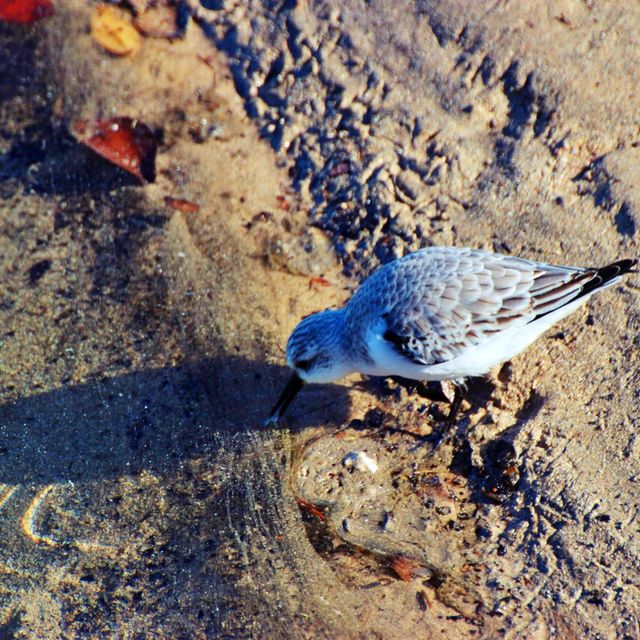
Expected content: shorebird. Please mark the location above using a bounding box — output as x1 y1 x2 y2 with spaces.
266 247 636 425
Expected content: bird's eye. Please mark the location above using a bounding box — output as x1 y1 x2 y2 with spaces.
295 357 316 371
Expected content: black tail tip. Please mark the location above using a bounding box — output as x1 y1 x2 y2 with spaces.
578 258 637 299
598 258 638 282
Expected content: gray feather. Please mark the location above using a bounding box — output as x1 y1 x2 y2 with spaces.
344 247 605 367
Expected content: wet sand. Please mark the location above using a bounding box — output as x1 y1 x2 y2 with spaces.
1 2 639 638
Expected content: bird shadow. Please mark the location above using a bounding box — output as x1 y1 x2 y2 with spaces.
0 355 350 486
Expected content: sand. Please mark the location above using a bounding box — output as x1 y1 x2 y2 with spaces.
0 1 639 638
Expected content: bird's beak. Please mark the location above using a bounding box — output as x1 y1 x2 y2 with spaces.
264 372 305 426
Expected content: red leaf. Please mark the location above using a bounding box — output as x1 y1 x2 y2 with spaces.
308 276 330 288
76 118 157 183
164 197 200 213
0 0 54 23
276 195 290 211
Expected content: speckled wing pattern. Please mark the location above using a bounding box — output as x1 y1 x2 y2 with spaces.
346 247 625 367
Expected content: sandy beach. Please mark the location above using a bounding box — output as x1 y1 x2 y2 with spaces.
1 2 639 637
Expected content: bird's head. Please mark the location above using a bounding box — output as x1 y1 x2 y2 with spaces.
266 309 352 424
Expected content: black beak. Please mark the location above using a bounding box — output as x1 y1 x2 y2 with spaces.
264 372 304 426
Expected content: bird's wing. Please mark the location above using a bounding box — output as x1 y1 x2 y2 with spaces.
380 250 625 366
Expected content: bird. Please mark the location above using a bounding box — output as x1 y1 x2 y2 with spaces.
266 246 637 425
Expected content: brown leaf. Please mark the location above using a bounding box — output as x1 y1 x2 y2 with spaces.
390 556 419 582
308 276 330 289
295 497 325 521
197 54 216 69
91 4 140 56
276 195 290 211
164 197 200 213
76 118 157 183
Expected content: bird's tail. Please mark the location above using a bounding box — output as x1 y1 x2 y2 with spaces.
579 258 638 298
530 257 637 323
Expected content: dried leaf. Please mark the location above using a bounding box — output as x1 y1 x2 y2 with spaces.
0 0 54 23
197 54 216 68
164 197 200 213
295 497 325 521
390 556 419 582
91 4 140 56
309 276 330 288
276 195 290 211
75 118 157 183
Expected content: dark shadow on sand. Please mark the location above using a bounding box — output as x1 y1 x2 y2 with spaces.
0 356 350 486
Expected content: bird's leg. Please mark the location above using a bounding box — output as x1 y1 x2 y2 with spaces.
434 381 466 450
447 384 464 426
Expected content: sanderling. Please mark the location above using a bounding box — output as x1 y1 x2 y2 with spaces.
266 247 637 424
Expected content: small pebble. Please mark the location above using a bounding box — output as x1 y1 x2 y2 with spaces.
342 450 378 474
